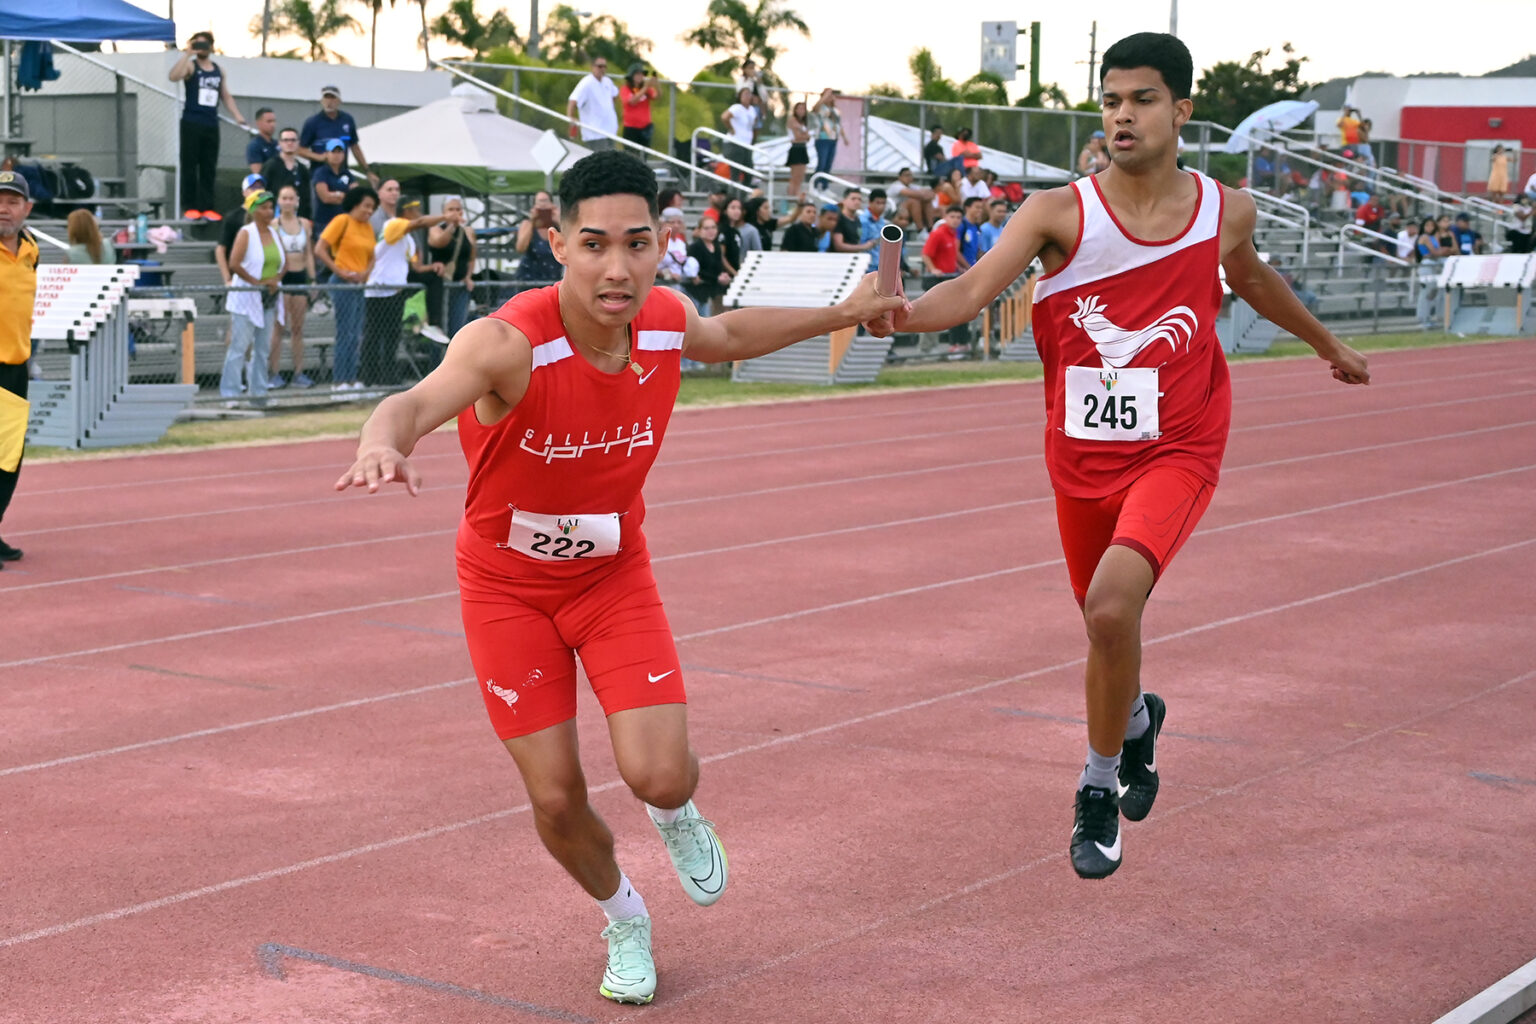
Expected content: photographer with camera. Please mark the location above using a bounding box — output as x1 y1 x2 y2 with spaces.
619 64 659 152
513 191 563 285
169 31 246 222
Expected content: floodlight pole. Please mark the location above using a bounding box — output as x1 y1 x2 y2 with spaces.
528 0 541 58
1169 0 1178 36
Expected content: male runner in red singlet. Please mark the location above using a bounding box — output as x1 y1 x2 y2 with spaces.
335 151 899 1004
867 33 1371 879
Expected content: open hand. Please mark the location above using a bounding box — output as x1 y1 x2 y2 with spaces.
335 447 421 495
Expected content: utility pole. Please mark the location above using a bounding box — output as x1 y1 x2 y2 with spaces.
528 0 541 58
1169 0 1178 35
1028 21 1040 102
1086 21 1097 102
261 0 272 57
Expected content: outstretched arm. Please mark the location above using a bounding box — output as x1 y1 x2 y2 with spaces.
874 187 1070 335
335 318 532 494
681 273 905 363
1221 189 1369 385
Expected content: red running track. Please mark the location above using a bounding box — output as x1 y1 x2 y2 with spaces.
2 340 1534 1024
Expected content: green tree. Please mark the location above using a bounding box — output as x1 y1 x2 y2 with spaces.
900 49 1014 106
683 0 809 82
363 0 396 67
268 0 363 63
412 0 434 67
1193 43 1309 130
432 0 521 60
540 5 652 68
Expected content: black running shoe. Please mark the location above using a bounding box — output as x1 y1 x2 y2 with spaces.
1118 692 1166 822
1070 784 1122 879
0 538 21 561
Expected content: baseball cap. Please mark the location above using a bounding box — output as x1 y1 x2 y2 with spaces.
659 206 686 221
241 172 265 191
243 190 275 212
321 84 341 98
322 138 346 153
1091 130 1106 138
819 203 839 213
0 170 30 200
400 197 422 211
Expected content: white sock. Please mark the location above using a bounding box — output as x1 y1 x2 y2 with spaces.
596 872 648 923
1079 746 1121 791
646 802 688 825
1125 693 1150 740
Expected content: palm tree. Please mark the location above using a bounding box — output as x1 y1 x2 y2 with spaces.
364 0 397 66
683 0 809 82
412 0 434 67
432 0 521 60
268 0 363 63
540 5 651 68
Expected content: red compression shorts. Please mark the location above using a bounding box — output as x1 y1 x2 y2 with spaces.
456 519 686 740
1053 464 1215 607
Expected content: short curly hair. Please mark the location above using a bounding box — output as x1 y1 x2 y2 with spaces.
558 150 658 224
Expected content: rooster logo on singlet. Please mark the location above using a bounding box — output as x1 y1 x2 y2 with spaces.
1068 295 1198 369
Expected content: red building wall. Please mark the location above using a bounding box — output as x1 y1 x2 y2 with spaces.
1398 106 1536 191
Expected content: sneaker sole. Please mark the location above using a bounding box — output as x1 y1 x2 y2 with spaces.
1070 848 1122 880
600 985 655 1005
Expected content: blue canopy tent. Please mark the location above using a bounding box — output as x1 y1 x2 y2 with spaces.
0 0 176 43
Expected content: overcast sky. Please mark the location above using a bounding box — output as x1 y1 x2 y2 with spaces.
137 0 1533 106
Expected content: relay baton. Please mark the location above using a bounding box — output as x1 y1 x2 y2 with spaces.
876 223 904 297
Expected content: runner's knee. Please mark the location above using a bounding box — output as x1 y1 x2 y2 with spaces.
1082 588 1141 649
621 761 695 810
525 775 591 827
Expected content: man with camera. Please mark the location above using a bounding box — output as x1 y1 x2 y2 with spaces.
169 32 247 222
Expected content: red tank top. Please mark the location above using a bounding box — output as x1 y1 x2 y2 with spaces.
1031 171 1232 498
458 284 687 563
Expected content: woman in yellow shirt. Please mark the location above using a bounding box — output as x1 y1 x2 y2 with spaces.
315 184 378 391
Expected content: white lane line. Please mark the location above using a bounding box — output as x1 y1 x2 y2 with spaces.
6 462 1531 765
4 534 1529 951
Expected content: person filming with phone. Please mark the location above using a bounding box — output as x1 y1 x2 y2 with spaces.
169 31 246 222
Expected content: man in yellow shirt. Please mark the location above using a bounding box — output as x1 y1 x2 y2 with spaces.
0 169 38 567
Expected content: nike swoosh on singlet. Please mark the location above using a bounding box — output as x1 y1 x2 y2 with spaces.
637 365 658 385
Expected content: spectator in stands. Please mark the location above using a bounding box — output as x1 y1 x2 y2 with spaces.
310 139 354 242
956 196 986 268
720 88 760 188
960 165 991 202
314 184 379 392
1395 218 1418 262
735 60 770 119
922 205 964 279
684 216 733 314
1337 106 1361 148
833 188 876 255
1487 145 1510 202
215 172 267 290
810 88 847 176
979 198 1008 255
951 127 982 172
726 195 762 257
1435 214 1457 255
779 201 822 252
715 197 742 270
1354 193 1384 234
220 191 280 406
567 57 620 151
65 209 115 265
1507 195 1533 254
1356 119 1376 171
426 196 478 342
267 183 315 389
1414 216 1449 264
657 207 701 303
1275 258 1319 315
169 31 246 221
619 64 659 151
786 101 812 198
1450 213 1485 255
657 188 685 215
745 195 796 250
514 190 563 284
299 85 376 184
261 126 312 220
1523 169 1536 202
923 126 949 180
886 167 935 232
1078 131 1109 176
363 210 434 387
246 107 279 173
858 188 889 272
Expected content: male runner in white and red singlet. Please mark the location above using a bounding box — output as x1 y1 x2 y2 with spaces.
867 33 1370 880
335 151 899 1004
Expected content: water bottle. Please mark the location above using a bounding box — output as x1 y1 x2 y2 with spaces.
136 212 149 244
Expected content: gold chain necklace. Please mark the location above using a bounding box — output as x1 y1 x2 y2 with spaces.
581 336 643 376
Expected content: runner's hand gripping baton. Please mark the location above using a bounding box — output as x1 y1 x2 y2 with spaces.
877 224 904 297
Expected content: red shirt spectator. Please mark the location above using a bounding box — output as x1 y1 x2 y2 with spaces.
1354 197 1384 230
923 215 961 275
620 81 656 129
952 137 982 170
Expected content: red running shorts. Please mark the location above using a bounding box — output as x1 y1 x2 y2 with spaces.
456 519 686 740
1053 464 1215 607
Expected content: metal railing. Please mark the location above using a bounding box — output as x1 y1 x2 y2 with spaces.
1246 189 1313 265
688 125 775 201
1336 224 1411 274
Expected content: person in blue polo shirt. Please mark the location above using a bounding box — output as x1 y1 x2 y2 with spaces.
299 85 377 184
310 139 355 241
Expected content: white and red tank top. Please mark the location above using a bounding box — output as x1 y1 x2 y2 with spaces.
1032 171 1232 498
458 284 686 564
